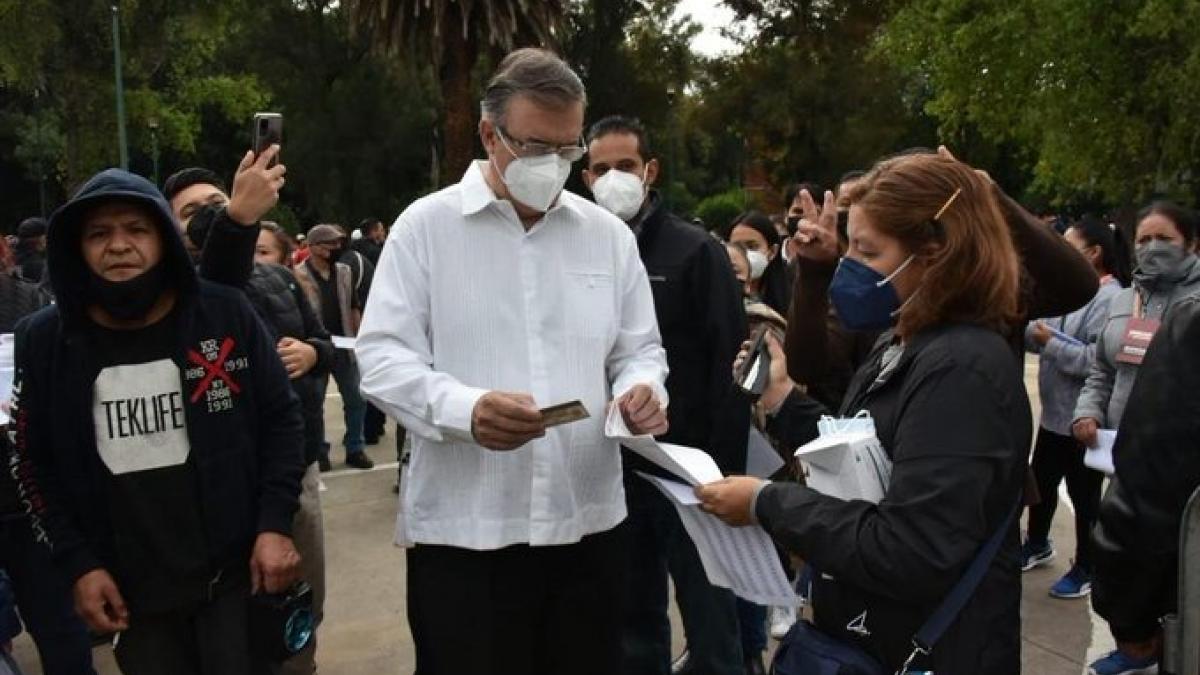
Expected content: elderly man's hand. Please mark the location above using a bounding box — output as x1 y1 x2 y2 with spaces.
472 392 546 451
695 477 767 527
618 384 668 436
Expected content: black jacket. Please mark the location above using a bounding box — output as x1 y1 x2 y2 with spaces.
195 208 333 465
339 247 375 306
756 324 1029 673
352 238 383 267
1092 295 1200 643
626 193 749 475
7 169 304 586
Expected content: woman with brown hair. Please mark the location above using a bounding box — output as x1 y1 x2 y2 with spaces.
698 152 1030 674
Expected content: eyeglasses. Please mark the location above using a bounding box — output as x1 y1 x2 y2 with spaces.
496 125 587 162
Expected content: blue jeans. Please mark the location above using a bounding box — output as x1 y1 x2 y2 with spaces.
0 516 97 675
620 474 743 675
318 351 366 457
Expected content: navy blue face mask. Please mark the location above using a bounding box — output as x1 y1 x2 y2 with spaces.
828 255 915 331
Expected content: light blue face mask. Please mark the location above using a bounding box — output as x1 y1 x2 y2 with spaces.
827 254 916 331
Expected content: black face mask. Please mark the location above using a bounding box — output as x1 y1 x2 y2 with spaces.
85 262 168 322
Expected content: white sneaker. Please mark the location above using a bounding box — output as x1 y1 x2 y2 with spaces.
769 605 797 640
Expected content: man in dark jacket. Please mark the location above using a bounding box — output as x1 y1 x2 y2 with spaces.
584 115 751 675
352 217 385 267
164 152 333 675
1089 295 1200 675
13 218 47 284
8 168 305 674
0 245 93 675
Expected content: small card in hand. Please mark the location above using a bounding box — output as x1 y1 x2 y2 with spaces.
540 400 590 428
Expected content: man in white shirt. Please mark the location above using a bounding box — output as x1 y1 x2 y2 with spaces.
356 48 669 675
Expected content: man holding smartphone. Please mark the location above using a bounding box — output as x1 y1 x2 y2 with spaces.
357 49 668 675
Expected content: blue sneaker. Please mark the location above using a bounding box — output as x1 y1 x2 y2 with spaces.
1049 563 1091 598
1087 649 1158 675
1020 538 1055 571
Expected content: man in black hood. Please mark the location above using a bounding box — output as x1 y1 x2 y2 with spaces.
8 168 305 674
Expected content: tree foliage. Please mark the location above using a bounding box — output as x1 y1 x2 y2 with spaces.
880 0 1200 205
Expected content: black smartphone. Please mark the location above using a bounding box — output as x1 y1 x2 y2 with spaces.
252 112 283 168
734 326 772 398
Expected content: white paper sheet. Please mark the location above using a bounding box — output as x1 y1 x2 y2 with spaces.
331 335 357 350
1085 429 1117 475
0 334 14 426
794 431 892 503
746 427 785 479
640 473 798 606
605 403 723 485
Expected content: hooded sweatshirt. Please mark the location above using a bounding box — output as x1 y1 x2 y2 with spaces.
6 169 304 613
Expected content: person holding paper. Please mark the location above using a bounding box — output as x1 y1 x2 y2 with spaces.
697 151 1030 675
1072 203 1200 675
1020 216 1128 601
356 49 668 675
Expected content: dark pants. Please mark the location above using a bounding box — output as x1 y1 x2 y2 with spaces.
621 476 743 675
364 403 386 442
406 526 626 675
0 516 96 675
395 423 408 482
315 351 366 459
1027 426 1104 571
736 599 768 655
113 577 273 675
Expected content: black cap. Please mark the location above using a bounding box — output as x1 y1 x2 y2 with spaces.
17 217 47 239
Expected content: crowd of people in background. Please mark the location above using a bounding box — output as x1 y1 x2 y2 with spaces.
1 46 1199 675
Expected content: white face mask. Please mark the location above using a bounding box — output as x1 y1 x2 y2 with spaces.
591 168 646 222
493 133 574 213
747 250 769 280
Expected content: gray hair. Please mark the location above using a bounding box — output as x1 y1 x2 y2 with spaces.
480 48 586 125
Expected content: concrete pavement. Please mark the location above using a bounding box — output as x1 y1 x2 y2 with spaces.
11 359 1109 674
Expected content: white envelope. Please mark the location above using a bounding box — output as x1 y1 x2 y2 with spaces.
1084 429 1117 476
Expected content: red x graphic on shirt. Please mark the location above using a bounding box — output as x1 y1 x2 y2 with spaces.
187 337 242 404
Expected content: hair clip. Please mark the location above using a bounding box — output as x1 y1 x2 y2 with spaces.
933 188 962 221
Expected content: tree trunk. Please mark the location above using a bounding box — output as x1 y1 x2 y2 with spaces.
439 9 479 186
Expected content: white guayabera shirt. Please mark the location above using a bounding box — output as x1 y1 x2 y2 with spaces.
357 161 668 550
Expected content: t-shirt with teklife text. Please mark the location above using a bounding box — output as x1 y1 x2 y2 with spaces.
85 310 211 614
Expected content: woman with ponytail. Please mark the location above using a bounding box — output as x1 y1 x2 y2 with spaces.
1021 215 1127 600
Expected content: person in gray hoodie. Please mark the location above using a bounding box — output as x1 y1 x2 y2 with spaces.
1021 216 1129 598
1074 202 1200 445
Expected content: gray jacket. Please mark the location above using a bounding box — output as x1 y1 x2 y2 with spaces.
1027 277 1122 435
1075 255 1200 428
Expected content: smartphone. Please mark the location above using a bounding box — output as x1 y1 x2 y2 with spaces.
734 325 772 398
252 112 283 168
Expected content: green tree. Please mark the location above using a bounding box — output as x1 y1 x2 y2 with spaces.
880 0 1200 205
345 0 568 184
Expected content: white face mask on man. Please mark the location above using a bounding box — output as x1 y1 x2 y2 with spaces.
591 168 646 222
492 131 574 213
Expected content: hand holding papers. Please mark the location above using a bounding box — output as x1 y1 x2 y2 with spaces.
606 404 798 606
1084 429 1117 475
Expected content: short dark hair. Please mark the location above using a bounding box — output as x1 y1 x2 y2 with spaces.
162 167 226 203
586 115 653 162
359 217 384 234
783 182 823 211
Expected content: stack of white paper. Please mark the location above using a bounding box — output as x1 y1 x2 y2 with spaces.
1085 429 1117 475
606 405 798 606
793 431 892 504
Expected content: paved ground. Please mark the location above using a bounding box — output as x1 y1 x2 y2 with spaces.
12 358 1113 674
